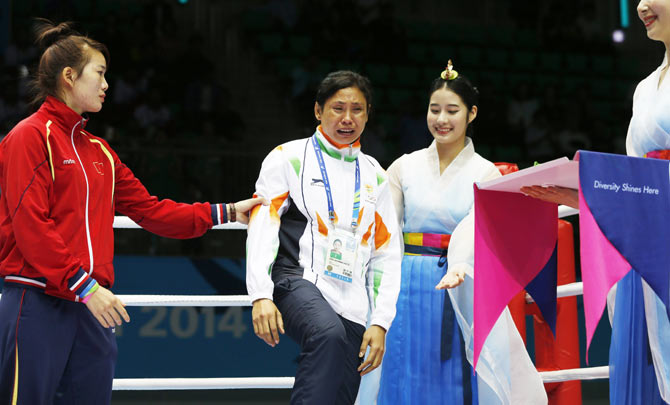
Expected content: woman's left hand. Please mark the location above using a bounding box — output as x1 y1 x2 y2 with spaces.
358 325 386 376
435 269 465 289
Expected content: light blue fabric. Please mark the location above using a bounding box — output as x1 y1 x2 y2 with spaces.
610 272 667 404
375 254 477 405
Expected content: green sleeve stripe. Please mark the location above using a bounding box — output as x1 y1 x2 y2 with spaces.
373 268 383 304
268 245 279 275
377 173 385 186
289 158 301 177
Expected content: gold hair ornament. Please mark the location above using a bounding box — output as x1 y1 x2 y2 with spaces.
440 60 459 81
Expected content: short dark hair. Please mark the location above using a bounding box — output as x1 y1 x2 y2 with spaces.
30 18 110 109
315 70 373 112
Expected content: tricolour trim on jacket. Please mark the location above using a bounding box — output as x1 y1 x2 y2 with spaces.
4 276 47 289
211 203 225 225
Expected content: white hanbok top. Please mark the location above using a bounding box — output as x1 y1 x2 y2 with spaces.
387 137 499 275
622 54 670 403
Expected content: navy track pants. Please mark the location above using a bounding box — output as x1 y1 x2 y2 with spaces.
274 277 366 405
0 284 117 404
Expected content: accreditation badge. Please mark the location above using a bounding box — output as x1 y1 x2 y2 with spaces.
324 229 358 283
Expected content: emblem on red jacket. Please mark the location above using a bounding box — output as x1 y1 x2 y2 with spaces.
93 162 104 175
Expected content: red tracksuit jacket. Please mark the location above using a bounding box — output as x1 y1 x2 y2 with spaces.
0 96 224 301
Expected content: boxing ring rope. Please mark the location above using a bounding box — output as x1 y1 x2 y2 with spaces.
112 206 580 229
4 206 613 390
103 282 585 308
525 282 583 303
112 366 611 390
113 377 296 390
113 216 247 230
119 295 251 307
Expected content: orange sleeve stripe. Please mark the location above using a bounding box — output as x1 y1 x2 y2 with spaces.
316 211 329 237
249 204 262 222
361 222 374 247
249 192 289 223
272 192 289 212
269 192 289 221
374 212 391 250
356 206 365 226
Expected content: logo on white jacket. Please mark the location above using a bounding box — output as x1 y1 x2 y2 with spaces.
310 178 325 187
63 159 76 165
93 162 104 175
364 184 376 203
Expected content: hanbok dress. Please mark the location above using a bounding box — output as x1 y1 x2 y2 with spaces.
612 54 670 405
370 138 547 405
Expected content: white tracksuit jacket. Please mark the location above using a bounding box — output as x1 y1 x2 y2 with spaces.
246 127 401 330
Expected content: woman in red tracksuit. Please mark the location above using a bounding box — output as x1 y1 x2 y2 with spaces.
0 19 264 405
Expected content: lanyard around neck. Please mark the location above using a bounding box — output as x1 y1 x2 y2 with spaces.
311 134 360 229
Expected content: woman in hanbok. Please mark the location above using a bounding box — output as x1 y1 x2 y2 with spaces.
521 2 670 403
371 62 547 405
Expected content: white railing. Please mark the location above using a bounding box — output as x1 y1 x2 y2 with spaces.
113 377 296 390
8 206 611 390
113 366 610 390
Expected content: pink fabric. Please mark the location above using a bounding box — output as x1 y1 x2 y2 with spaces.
578 186 631 363
473 185 557 369
421 232 450 249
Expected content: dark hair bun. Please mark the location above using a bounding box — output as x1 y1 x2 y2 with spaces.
33 18 78 50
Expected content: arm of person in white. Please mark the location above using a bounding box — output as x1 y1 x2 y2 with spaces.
246 146 291 347
359 173 402 376
437 164 502 289
386 156 405 259
386 156 405 225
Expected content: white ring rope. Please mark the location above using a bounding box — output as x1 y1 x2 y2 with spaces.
112 204 576 231
0 283 586 307
538 366 610 383
113 377 296 390
525 282 583 303
558 205 578 218
111 366 609 390
112 216 247 230
7 207 606 390
119 295 251 307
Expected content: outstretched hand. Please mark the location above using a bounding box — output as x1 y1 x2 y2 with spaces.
435 268 465 289
232 197 270 224
519 185 579 209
